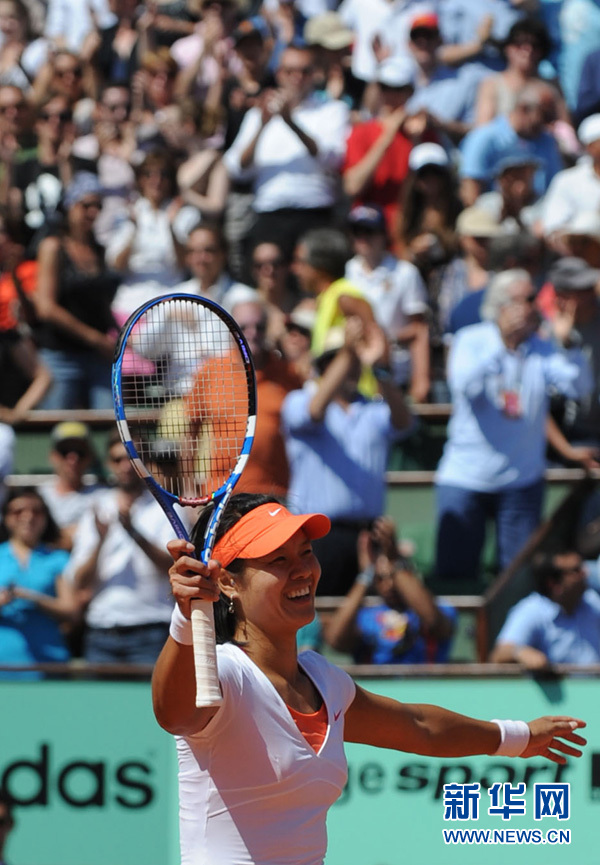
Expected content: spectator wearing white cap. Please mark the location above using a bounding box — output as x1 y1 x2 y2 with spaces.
343 55 439 236
459 81 564 207
345 204 430 403
337 0 424 87
397 142 461 268
542 114 600 245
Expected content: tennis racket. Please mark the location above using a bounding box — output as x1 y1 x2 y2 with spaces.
112 293 256 706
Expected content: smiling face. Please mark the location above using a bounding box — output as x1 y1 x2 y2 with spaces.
0 0 26 41
225 529 321 641
3 492 49 548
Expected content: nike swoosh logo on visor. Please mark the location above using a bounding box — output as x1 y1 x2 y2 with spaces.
268 508 282 517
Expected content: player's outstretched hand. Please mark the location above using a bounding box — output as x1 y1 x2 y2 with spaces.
522 717 587 764
167 539 220 617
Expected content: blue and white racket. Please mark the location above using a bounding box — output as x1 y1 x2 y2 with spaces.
112 293 256 706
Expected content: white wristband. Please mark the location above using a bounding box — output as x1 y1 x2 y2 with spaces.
491 719 530 757
356 565 375 587
169 605 193 646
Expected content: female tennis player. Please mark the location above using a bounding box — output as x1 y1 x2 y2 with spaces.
152 493 587 865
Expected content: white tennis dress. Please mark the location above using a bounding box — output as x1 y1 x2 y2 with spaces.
176 643 356 865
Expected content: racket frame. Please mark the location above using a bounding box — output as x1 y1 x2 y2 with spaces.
112 293 256 705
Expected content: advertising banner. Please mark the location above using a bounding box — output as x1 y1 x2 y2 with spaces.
1 675 598 865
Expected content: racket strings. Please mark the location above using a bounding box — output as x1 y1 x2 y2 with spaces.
121 298 251 502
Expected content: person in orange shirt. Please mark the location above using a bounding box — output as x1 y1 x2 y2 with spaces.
186 292 304 499
0 217 37 332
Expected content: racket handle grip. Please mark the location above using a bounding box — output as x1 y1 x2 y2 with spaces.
190 599 223 707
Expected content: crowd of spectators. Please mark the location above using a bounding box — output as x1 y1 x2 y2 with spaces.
2 0 600 671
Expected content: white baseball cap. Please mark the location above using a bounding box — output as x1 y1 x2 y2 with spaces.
376 56 415 89
578 113 600 146
409 143 449 172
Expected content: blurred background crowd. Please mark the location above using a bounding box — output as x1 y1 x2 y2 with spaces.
2 0 600 674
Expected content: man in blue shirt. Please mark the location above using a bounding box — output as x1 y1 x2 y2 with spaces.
434 268 592 583
281 317 414 594
459 82 564 205
490 550 600 668
406 12 489 143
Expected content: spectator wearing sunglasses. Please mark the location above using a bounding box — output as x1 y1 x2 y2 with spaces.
40 422 103 551
490 550 600 668
34 171 121 409
224 43 349 261
345 204 430 403
63 429 176 665
106 149 200 322
9 94 75 237
474 18 569 129
251 240 303 347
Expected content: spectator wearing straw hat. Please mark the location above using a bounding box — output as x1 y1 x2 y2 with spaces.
303 12 362 111
40 421 102 550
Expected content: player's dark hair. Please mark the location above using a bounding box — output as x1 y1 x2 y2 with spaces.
191 492 283 643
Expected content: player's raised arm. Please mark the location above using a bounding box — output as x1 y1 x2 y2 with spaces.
152 540 222 736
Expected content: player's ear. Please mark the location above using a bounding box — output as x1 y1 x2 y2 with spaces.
217 569 237 598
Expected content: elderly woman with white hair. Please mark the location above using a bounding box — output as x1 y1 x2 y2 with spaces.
433 268 593 584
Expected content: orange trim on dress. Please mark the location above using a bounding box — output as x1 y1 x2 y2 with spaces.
287 702 329 753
